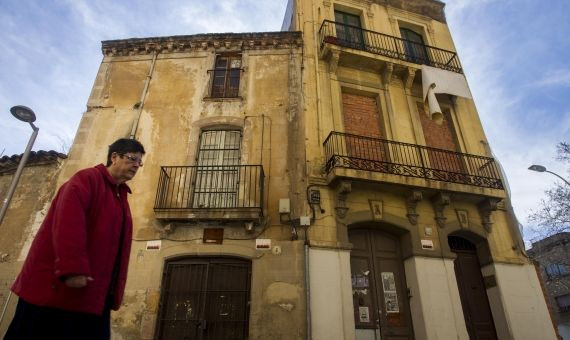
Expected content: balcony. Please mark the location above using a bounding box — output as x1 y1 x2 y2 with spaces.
318 20 462 74
154 165 264 220
324 132 504 195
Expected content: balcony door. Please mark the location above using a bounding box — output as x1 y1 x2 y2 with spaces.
335 11 364 49
349 229 414 340
193 130 241 208
156 257 251 340
400 28 429 65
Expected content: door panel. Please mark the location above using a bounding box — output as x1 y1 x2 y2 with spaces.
156 258 251 340
449 236 498 340
350 229 414 340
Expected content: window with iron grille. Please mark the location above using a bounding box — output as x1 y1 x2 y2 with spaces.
209 55 242 98
193 129 242 208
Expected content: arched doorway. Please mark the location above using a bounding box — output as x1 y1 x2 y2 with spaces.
155 257 251 340
448 236 498 340
349 228 414 340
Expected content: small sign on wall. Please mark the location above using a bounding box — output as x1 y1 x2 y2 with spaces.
369 200 383 221
421 239 434 250
358 306 370 323
203 228 224 244
146 240 161 250
256 239 271 250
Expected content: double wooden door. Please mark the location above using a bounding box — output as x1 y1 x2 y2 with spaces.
349 228 414 340
156 257 251 340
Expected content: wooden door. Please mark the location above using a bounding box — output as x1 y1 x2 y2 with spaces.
350 229 414 340
156 257 251 340
449 236 498 340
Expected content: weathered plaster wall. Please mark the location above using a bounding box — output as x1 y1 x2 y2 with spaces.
0 156 66 336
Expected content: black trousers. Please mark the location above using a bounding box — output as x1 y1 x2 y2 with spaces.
4 298 111 340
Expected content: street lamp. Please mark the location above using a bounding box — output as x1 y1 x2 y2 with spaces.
528 164 570 186
0 106 40 226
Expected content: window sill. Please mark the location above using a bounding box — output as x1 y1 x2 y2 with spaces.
203 96 243 102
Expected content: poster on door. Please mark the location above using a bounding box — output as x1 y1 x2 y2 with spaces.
381 272 399 313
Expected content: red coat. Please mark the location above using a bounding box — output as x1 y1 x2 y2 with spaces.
12 164 133 315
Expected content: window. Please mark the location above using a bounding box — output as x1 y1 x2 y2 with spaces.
556 294 570 313
334 11 364 49
399 27 429 65
193 130 242 208
545 263 569 279
210 55 242 98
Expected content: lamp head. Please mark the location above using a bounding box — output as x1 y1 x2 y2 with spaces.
10 105 36 123
528 164 547 172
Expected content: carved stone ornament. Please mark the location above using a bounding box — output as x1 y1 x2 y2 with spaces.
334 180 352 219
406 190 423 225
431 192 450 228
404 67 416 95
381 63 394 89
329 50 340 74
478 198 501 233
101 32 303 56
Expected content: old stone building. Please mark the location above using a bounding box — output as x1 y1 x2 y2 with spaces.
529 232 570 339
284 0 556 339
0 0 559 339
0 151 67 335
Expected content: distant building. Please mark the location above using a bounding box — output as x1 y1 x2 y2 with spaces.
529 232 570 339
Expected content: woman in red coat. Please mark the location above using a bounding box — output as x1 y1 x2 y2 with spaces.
5 138 145 340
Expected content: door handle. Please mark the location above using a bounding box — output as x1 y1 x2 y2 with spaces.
198 319 207 330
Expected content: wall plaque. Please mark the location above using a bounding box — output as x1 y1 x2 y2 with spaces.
369 200 383 221
203 228 224 244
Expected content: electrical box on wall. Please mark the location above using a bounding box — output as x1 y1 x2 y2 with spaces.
279 198 290 213
309 189 321 204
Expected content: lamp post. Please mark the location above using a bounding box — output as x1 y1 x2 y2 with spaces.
0 106 39 226
528 164 570 186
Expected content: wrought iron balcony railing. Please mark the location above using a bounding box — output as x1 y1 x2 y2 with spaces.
154 165 264 214
318 20 463 74
324 132 503 189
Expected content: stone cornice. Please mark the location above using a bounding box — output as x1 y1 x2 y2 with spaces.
0 150 67 175
101 31 303 56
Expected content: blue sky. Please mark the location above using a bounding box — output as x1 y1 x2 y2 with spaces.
1 0 568 242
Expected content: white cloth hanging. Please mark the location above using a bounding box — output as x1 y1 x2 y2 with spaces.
421 65 472 122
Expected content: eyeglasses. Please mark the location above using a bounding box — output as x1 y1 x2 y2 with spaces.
118 153 143 166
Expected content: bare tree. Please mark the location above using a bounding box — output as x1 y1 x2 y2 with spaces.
528 142 570 238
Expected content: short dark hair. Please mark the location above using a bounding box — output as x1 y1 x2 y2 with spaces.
106 138 146 166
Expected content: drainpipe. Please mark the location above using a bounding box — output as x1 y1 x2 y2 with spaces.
129 50 158 139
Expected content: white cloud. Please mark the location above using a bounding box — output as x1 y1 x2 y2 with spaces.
533 69 570 87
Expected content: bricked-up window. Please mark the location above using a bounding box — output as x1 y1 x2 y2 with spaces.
545 263 569 279
556 294 570 312
210 54 242 98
